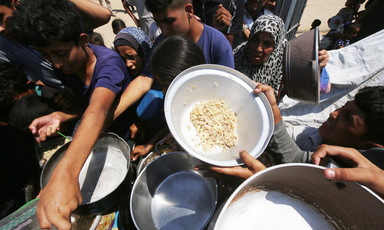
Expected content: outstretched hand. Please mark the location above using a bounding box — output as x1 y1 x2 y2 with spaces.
312 144 384 198
37 169 82 230
29 113 62 143
195 150 266 180
318 49 329 70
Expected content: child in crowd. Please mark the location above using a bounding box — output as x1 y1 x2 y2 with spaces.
333 22 361 49
130 35 206 161
8 0 131 228
146 0 235 68
0 0 111 91
111 18 126 34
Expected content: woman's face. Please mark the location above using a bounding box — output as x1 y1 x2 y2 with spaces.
247 31 274 67
116 45 144 77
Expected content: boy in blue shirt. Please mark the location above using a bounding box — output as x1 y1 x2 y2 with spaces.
146 0 235 68
8 0 131 228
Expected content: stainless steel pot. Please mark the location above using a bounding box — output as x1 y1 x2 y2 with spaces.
130 151 217 230
40 132 133 215
213 163 384 229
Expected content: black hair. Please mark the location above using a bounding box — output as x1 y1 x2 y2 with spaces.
112 19 126 34
9 95 57 132
89 32 106 47
150 36 205 87
7 0 82 47
355 86 384 145
0 61 29 120
0 0 12 7
146 0 190 14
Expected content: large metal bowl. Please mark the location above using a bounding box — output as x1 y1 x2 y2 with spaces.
130 151 217 230
164 64 274 167
212 163 384 229
40 132 133 215
283 27 320 104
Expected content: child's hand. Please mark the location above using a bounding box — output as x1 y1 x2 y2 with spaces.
29 113 62 143
131 144 153 161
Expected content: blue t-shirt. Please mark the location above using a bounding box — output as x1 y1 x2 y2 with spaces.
58 44 131 105
197 23 235 68
153 23 234 68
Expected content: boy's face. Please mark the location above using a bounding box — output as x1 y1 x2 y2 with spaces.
36 40 88 75
319 100 369 147
246 0 267 14
153 6 190 37
0 5 14 36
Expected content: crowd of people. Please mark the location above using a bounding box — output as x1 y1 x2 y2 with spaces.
1 0 384 228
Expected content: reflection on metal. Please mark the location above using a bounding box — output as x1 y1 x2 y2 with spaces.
274 0 308 41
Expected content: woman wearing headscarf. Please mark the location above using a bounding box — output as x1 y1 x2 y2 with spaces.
234 14 330 97
111 27 161 141
113 27 152 78
234 14 287 96
112 27 158 118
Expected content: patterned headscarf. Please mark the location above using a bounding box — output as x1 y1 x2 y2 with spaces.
114 27 152 62
233 15 287 96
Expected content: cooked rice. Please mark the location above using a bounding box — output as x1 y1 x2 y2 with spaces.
190 99 238 152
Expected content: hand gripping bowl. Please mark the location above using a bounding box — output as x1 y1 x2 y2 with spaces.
130 151 217 230
40 132 133 215
164 64 274 167
283 27 320 104
211 163 384 229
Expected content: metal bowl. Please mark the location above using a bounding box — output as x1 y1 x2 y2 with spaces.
130 151 217 230
164 64 274 167
283 27 320 104
40 132 133 215
212 163 384 229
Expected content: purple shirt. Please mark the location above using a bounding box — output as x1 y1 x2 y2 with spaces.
58 44 131 104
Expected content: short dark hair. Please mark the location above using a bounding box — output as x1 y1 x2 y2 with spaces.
112 19 126 34
0 0 12 7
150 36 205 87
89 32 105 47
8 0 82 47
9 95 57 132
355 86 384 145
0 61 29 118
146 0 190 14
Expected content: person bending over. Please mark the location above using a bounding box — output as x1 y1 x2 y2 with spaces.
8 0 132 228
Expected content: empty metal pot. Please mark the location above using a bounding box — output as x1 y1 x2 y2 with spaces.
40 132 133 215
130 152 217 230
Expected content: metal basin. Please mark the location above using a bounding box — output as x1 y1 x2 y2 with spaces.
40 132 132 215
213 163 384 229
164 64 274 166
283 27 320 104
130 152 217 230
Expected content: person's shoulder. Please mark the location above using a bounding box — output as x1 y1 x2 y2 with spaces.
202 23 227 40
89 43 124 66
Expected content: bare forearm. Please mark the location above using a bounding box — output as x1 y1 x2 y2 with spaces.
114 76 153 119
70 0 111 31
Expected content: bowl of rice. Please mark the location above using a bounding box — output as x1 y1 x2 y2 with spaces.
164 64 274 166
